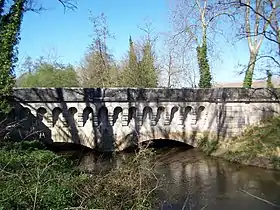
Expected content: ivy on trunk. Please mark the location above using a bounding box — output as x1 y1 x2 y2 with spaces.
197 34 212 88
0 0 25 114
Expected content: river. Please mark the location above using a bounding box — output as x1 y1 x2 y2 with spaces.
73 143 280 210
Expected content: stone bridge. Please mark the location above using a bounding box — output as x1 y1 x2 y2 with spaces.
7 88 280 151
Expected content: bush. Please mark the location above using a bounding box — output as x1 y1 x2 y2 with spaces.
0 142 79 209
0 141 160 210
74 148 160 210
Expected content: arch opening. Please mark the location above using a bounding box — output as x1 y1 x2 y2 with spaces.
37 107 47 122
128 107 137 125
183 106 192 122
155 106 165 125
170 106 179 124
196 106 205 124
48 142 94 152
98 106 109 126
52 107 63 127
140 139 193 149
67 107 78 127
113 107 123 125
20 107 31 119
143 107 153 124
83 107 93 126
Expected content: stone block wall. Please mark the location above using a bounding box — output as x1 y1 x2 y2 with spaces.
9 88 280 151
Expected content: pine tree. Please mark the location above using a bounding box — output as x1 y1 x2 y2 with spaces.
128 36 138 73
138 41 158 88
121 36 139 87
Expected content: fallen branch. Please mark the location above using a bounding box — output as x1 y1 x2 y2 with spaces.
239 188 280 208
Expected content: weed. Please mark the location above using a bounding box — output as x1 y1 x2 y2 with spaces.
0 140 160 210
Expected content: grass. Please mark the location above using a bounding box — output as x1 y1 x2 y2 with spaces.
200 117 280 170
0 140 161 210
197 133 219 155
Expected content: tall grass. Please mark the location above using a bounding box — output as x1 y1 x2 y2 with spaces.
201 116 280 170
0 140 161 210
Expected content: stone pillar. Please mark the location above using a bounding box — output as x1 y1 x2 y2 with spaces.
77 112 84 127
137 110 143 126
44 113 53 128
122 108 129 126
190 110 197 125
178 108 185 125
151 113 157 126
108 112 114 126
93 115 99 127
164 110 170 125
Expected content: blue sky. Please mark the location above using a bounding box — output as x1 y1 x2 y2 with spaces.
17 0 252 84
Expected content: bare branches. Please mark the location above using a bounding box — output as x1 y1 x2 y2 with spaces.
232 0 280 84
78 13 119 88
57 0 77 11
23 0 77 13
235 0 280 54
138 19 159 48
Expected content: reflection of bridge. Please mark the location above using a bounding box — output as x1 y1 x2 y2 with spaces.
9 88 280 151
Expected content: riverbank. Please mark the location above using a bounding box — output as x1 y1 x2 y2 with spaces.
199 116 280 170
0 140 160 209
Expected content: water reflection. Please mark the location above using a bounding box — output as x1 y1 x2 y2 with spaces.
77 148 280 210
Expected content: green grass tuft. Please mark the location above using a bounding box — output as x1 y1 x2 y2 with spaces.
0 140 160 210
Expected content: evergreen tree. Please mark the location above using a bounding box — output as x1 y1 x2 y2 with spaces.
138 41 158 88
120 36 139 87
0 0 26 114
128 36 138 72
197 34 212 88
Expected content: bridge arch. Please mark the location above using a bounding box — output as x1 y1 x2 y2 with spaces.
22 107 31 118
128 107 137 126
98 106 109 126
139 138 194 148
52 107 63 127
196 106 205 124
183 106 193 123
67 107 78 126
113 106 123 125
155 106 165 125
37 107 47 122
170 106 180 125
143 106 153 125
83 107 93 126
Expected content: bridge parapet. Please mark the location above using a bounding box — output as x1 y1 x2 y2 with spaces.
8 88 280 151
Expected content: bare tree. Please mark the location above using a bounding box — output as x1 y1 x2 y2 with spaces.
138 19 159 64
230 0 277 87
233 0 280 75
158 47 180 88
170 0 235 87
78 13 119 88
236 0 280 52
166 51 177 88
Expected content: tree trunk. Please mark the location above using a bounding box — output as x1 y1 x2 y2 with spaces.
243 53 257 88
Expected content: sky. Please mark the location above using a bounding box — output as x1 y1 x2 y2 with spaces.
17 0 253 84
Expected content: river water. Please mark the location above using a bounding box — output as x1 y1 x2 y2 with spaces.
75 145 280 210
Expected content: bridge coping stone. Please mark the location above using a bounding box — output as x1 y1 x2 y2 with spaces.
11 87 280 103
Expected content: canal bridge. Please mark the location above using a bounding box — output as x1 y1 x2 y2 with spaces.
8 87 280 151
